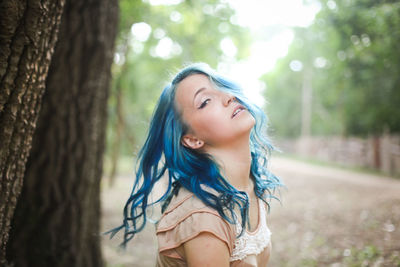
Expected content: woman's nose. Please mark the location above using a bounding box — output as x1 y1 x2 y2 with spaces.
222 93 235 106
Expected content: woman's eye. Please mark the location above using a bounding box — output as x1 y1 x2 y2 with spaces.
199 99 210 109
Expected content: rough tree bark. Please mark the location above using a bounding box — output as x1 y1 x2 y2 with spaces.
0 1 65 264
6 0 118 266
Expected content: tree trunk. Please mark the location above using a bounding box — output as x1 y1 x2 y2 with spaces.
6 0 118 266
301 67 312 137
0 1 65 265
108 45 130 187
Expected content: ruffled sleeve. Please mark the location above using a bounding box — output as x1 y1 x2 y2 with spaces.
156 188 235 260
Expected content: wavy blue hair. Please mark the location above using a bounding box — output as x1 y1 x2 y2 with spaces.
107 63 282 246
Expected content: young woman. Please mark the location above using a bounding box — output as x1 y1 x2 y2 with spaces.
109 63 282 266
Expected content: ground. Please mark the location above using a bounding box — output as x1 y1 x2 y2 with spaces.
101 157 400 267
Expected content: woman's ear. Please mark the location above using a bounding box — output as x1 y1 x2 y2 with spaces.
181 135 204 149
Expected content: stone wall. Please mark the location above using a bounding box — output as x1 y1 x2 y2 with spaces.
276 134 400 176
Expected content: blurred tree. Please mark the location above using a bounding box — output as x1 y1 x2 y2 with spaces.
263 0 400 138
6 0 118 266
0 1 65 264
106 0 251 184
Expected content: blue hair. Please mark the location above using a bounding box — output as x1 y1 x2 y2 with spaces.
107 63 282 246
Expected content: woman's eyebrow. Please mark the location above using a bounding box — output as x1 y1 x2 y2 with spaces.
193 87 206 104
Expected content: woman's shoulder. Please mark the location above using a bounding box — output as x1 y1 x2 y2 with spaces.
156 186 228 231
156 186 236 256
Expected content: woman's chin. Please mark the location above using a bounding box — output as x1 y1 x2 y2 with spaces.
243 114 256 130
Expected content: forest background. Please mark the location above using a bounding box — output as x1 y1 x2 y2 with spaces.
106 0 400 182
0 0 399 266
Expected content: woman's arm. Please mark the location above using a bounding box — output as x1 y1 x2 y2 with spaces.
183 232 230 267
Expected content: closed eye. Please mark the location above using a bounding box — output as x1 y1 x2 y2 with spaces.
199 99 210 109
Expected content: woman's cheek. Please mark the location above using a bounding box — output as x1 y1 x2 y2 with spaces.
192 115 226 141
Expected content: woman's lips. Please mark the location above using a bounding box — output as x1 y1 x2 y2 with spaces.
232 105 245 118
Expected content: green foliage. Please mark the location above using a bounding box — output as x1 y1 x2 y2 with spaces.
263 57 303 138
300 258 318 267
262 0 400 137
107 0 251 157
343 245 382 266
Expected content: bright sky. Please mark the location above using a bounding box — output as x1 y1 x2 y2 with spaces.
136 0 321 106
219 0 321 106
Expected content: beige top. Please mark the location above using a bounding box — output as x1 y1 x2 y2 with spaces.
156 187 272 267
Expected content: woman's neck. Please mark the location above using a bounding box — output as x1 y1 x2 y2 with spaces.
205 137 253 193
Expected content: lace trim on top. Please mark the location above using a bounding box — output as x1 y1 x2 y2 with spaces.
230 198 271 262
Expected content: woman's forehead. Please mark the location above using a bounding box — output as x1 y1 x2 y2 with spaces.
175 74 213 107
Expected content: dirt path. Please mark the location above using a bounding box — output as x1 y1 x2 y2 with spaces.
268 157 400 266
101 157 400 266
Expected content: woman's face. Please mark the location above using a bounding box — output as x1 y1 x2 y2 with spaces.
175 74 255 149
